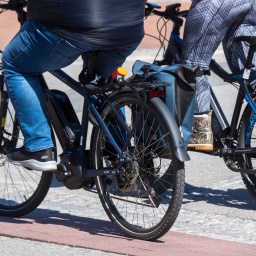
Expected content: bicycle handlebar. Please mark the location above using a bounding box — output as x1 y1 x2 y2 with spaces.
0 1 27 25
0 3 12 9
146 3 188 26
0 0 27 11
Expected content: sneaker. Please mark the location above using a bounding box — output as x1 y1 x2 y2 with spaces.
188 111 213 151
6 146 57 171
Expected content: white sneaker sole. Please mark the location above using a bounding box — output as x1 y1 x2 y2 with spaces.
8 159 57 171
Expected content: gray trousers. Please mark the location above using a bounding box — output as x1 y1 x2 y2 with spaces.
182 0 256 113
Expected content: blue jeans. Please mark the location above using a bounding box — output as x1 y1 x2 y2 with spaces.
2 20 139 152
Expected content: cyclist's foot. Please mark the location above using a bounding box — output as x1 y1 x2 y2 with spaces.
6 146 57 171
187 112 213 151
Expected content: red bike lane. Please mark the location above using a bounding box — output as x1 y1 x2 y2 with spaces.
0 214 255 256
0 2 256 256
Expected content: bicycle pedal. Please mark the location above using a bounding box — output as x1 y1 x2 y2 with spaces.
55 163 71 182
82 178 95 190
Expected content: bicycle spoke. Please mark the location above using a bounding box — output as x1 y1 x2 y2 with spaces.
93 91 185 240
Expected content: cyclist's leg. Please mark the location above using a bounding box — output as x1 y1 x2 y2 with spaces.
1 20 92 170
182 0 253 150
2 21 85 152
223 0 256 86
82 45 140 148
182 0 253 113
3 21 75 152
94 45 139 78
80 44 139 80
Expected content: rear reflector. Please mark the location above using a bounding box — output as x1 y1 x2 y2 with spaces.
148 90 165 98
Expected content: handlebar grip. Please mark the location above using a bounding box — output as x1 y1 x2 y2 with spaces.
0 3 11 8
0 0 27 10
152 4 188 25
152 9 166 18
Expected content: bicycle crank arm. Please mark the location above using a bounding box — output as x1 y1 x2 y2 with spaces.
224 156 256 174
214 146 256 156
85 168 120 178
108 177 155 198
108 185 155 198
229 166 256 174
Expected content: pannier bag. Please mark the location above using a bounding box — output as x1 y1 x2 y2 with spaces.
132 60 198 148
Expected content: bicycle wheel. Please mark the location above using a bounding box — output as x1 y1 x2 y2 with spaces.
91 91 185 240
0 90 53 216
238 103 256 199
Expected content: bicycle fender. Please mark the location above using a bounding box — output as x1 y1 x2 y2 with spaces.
150 97 190 162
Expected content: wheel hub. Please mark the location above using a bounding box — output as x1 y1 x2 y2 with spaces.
118 158 139 192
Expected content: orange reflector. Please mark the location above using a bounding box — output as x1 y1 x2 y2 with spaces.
112 67 128 78
148 90 165 98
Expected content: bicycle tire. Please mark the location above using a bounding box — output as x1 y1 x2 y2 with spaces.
91 90 185 240
237 103 256 199
0 90 53 217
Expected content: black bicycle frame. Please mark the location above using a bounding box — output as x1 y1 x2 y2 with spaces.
154 7 256 157
209 57 256 157
38 66 189 171
37 70 125 178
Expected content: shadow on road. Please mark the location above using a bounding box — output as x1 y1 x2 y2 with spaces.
0 210 127 239
0 210 166 244
0 183 255 243
184 182 256 210
49 174 256 211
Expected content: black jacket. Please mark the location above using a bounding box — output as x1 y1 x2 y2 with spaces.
27 0 145 48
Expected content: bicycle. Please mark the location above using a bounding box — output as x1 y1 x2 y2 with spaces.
145 2 256 199
0 1 192 241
